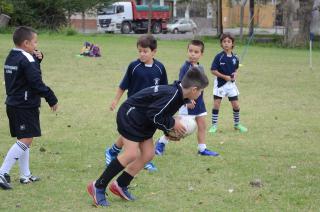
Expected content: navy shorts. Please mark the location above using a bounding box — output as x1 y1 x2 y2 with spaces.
6 105 41 139
117 103 156 142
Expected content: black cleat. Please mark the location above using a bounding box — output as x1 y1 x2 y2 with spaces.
0 173 12 190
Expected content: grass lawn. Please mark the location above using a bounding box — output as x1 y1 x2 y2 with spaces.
0 33 319 211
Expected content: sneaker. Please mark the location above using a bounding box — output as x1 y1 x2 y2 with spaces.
87 181 110 207
105 147 119 166
144 162 157 172
155 140 166 156
0 173 12 190
20 174 40 184
198 149 219 157
109 181 135 201
208 125 218 134
234 124 248 133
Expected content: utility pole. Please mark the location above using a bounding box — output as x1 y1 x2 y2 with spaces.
249 0 254 36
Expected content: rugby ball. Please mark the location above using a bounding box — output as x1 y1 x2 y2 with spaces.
167 115 197 139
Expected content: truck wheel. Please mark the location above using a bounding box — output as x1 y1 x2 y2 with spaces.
152 22 162 34
121 22 131 34
173 28 179 34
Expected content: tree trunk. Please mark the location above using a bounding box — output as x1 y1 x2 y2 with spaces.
295 0 314 46
81 11 85 33
283 0 295 46
217 0 223 37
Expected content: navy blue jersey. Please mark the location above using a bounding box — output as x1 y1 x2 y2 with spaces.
4 48 58 108
119 59 168 97
179 61 206 115
118 81 188 140
211 51 239 87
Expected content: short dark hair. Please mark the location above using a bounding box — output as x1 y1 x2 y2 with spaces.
181 66 209 89
188 39 204 53
137 35 157 51
220 33 235 47
13 26 37 46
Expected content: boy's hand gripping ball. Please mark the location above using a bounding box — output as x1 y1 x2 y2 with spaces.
167 115 197 140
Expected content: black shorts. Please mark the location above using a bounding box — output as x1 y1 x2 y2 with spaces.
6 105 41 139
117 103 156 142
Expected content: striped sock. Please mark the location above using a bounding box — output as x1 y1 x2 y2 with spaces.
0 141 28 175
111 143 122 154
212 109 219 126
233 109 240 126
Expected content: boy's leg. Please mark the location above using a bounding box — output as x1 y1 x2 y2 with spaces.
230 99 247 132
0 138 32 190
89 138 139 206
209 97 221 134
18 139 40 184
155 135 169 156
196 116 219 156
110 139 154 200
105 136 124 166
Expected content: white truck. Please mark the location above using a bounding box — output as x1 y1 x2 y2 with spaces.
97 0 170 34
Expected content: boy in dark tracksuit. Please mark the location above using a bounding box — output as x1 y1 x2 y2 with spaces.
87 67 209 207
0 26 58 190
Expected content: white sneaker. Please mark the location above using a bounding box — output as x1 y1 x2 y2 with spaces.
20 174 40 184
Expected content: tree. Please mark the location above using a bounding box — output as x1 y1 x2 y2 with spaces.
295 0 314 46
282 0 295 46
216 0 222 37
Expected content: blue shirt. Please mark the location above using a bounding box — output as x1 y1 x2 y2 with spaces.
179 61 206 115
211 51 239 87
120 59 168 97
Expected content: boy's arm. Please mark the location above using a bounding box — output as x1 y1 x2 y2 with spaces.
23 60 58 107
110 87 125 111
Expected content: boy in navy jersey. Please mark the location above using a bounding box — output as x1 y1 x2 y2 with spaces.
87 67 209 207
209 33 247 134
155 40 219 156
105 35 168 172
0 26 58 190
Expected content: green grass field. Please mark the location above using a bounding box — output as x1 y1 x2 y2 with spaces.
0 33 319 211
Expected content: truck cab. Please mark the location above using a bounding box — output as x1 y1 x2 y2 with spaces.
97 0 170 34
97 2 133 33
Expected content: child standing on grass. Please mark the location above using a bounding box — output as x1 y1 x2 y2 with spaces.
155 40 219 156
208 33 247 134
0 26 58 190
105 35 168 172
87 67 209 207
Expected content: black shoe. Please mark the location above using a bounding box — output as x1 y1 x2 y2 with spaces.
0 173 12 190
4 173 11 183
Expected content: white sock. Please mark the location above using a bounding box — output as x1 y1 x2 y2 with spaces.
19 147 31 177
198 144 207 152
0 141 28 175
158 135 169 144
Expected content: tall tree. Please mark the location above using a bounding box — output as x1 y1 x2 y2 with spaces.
216 0 223 37
295 0 314 46
282 0 295 46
